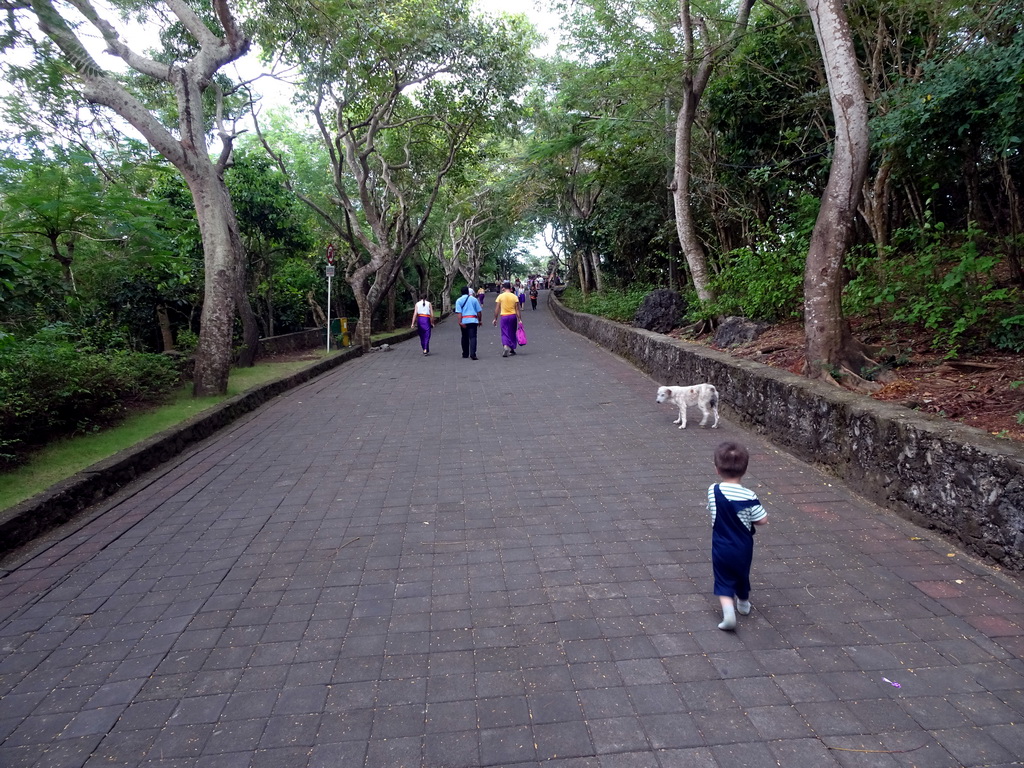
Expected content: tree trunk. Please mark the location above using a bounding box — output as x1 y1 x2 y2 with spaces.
306 290 327 327
386 282 396 332
234 259 259 367
672 89 714 302
998 157 1024 288
964 145 982 226
588 249 603 292
353 289 373 351
859 156 893 258
348 267 377 352
188 168 244 396
803 0 880 391
671 0 755 304
468 249 483 291
156 305 175 352
47 236 77 294
441 270 457 315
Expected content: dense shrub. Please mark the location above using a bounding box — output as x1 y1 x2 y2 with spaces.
844 225 1021 357
0 329 180 468
703 242 806 322
560 284 656 323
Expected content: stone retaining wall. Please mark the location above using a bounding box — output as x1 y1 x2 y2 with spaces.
551 296 1024 572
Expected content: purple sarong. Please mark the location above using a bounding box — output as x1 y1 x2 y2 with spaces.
416 315 432 351
500 314 518 349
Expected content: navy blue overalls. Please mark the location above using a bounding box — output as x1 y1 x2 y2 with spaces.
711 484 757 600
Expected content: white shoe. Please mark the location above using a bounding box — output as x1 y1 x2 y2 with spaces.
736 600 751 616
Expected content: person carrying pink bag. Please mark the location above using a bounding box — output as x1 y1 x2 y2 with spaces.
492 281 523 357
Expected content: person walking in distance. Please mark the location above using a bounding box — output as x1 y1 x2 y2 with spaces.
493 281 523 357
529 282 538 310
410 293 435 355
707 442 767 630
455 286 482 360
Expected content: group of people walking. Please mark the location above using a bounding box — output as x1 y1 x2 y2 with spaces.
412 283 770 634
410 280 538 358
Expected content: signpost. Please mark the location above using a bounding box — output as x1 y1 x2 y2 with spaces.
326 244 335 351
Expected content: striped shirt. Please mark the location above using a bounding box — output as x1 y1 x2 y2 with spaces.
707 482 767 530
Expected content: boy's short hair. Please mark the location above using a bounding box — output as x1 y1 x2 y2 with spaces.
714 442 749 477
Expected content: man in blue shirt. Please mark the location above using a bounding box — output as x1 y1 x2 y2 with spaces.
455 286 483 360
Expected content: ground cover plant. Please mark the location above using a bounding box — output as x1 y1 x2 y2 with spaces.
0 350 335 511
0 327 180 470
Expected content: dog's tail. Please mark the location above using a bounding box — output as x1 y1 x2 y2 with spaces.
710 386 719 408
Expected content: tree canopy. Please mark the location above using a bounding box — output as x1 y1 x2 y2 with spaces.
1 0 1020 412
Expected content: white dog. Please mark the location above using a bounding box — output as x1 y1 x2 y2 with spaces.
656 384 719 429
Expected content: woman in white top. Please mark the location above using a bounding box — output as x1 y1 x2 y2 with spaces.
410 294 435 355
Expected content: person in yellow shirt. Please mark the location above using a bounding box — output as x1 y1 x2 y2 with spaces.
492 281 523 357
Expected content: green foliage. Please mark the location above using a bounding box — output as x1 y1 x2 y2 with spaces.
0 328 180 468
175 329 199 353
871 7 1024 235
0 149 198 346
700 201 815 322
703 244 806 322
991 314 1024 353
703 3 830 228
560 284 655 322
873 12 1024 162
0 355 334 511
270 259 321 332
844 225 1020 356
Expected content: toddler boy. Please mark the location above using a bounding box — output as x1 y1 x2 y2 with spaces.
708 442 767 630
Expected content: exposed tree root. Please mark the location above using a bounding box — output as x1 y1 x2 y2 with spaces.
805 326 892 394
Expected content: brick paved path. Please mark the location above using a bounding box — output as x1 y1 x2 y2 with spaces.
2 291 1023 768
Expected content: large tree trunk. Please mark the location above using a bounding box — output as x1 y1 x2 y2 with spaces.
575 250 588 298
803 0 879 391
30 0 251 397
349 266 377 351
353 291 372 351
188 168 243 395
442 269 458 315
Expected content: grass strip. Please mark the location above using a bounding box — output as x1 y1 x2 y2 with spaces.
0 354 333 512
